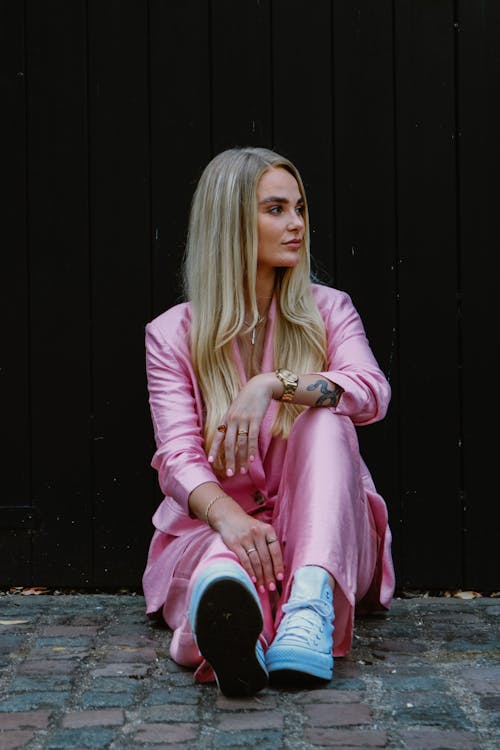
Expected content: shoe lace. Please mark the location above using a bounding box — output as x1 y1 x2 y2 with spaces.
278 597 332 645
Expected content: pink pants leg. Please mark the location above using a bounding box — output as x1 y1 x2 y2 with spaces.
271 408 378 655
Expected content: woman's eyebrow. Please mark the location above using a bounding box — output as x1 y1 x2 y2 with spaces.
259 196 304 205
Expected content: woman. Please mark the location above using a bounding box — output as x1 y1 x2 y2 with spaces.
143 146 395 697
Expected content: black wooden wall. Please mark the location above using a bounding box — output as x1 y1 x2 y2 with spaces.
1 1 498 591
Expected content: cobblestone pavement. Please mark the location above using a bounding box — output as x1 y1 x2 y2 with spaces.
0 594 499 749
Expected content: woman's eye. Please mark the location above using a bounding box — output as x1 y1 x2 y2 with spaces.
296 205 305 215
269 205 282 214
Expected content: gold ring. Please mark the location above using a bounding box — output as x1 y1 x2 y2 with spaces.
246 547 257 554
217 424 227 433
266 537 278 545
238 429 249 436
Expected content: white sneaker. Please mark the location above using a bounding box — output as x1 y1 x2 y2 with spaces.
266 565 334 682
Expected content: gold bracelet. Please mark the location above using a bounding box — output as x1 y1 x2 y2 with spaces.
205 493 229 528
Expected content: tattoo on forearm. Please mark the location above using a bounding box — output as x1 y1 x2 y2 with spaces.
306 379 343 407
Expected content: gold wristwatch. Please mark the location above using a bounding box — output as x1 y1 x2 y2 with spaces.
275 368 299 402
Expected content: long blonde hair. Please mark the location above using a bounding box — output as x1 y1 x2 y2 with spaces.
183 147 327 464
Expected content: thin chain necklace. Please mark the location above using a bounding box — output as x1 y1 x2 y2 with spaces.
243 315 267 345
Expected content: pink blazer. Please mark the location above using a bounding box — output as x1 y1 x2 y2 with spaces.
144 283 395 613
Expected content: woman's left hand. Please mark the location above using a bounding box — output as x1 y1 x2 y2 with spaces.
208 373 278 476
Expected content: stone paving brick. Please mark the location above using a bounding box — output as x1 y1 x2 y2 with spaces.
304 701 372 726
215 729 282 749
304 727 387 747
45 727 117 749
132 722 198 744
79 691 137 709
143 686 200 706
91 662 149 678
0 692 71 712
215 710 283 731
294 688 366 703
39 625 99 637
399 727 484 749
0 711 51 729
61 708 125 728
17 659 80 674
99 646 158 663
0 729 36 750
141 704 199 722
216 693 278 710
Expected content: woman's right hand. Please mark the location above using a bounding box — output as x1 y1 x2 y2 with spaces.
209 498 284 594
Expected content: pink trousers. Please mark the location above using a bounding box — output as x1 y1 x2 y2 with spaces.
162 409 380 668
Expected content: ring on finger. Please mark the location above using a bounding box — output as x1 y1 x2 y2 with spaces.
245 547 257 555
266 537 278 545
238 429 249 436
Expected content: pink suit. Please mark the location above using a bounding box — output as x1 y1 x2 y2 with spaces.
142 283 395 668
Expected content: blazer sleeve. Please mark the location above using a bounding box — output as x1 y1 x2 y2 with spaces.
316 289 391 426
145 321 219 515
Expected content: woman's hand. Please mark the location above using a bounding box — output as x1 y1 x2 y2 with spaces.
209 497 284 593
208 372 279 477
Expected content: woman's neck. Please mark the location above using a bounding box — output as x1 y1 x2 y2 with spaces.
254 268 276 317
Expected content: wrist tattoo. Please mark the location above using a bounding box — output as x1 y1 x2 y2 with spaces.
306 379 343 407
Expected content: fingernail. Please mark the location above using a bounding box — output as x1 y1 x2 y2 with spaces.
251 576 257 583
277 572 284 581
240 466 247 475
249 455 255 463
208 456 214 463
226 468 234 477
268 582 276 592
258 585 266 594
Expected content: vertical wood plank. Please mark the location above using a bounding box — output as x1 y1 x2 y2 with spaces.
149 0 211 317
332 0 400 574
272 0 335 285
88 0 154 587
0 0 32 584
26 0 92 586
395 0 462 588
458 0 500 590
211 0 272 153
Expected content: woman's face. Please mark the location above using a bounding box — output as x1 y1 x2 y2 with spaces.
256 167 305 274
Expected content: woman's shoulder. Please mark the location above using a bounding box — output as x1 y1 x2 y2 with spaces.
145 301 192 348
311 281 352 308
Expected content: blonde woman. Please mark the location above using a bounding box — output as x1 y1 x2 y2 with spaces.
143 147 395 696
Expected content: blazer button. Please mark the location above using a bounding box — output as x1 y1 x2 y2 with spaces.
253 491 265 506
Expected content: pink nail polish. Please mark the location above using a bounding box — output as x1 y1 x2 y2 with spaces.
240 466 247 475
251 576 257 583
268 582 276 592
249 455 255 463
208 456 214 463
226 468 234 477
277 572 284 581
258 585 266 594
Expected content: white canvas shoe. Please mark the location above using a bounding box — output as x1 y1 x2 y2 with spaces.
266 565 335 682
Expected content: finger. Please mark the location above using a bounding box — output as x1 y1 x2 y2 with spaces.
246 419 259 465
236 425 250 473
235 544 258 584
250 525 278 592
245 546 266 593
265 532 284 581
208 422 227 464
224 422 238 477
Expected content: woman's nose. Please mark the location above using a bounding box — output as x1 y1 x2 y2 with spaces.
288 211 304 230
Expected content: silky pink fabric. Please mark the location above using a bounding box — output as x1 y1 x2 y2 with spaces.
142 283 395 664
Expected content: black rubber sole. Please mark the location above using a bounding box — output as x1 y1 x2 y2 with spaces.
268 669 330 689
193 577 267 697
